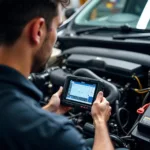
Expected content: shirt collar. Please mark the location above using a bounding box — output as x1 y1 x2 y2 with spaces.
0 65 43 101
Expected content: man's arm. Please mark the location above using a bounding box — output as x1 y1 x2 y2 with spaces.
91 92 114 150
93 121 113 150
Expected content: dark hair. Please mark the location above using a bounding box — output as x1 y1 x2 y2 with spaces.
0 0 70 45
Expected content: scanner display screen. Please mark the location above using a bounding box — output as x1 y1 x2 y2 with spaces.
66 80 96 105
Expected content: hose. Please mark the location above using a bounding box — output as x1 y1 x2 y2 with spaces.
116 100 127 135
73 68 119 104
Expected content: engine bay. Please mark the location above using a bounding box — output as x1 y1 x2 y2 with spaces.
29 46 150 150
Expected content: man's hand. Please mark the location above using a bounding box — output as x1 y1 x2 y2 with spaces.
91 91 111 125
43 87 71 114
92 92 114 150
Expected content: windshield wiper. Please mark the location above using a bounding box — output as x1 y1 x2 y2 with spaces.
113 33 150 40
75 25 150 35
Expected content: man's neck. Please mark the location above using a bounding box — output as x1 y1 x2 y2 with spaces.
0 44 32 78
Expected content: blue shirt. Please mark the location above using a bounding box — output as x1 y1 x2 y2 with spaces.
0 65 89 150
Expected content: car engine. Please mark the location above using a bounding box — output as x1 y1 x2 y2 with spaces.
29 46 150 150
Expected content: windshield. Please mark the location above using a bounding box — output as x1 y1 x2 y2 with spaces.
75 0 150 30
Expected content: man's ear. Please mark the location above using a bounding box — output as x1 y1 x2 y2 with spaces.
29 18 46 45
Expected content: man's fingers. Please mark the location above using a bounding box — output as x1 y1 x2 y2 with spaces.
54 86 63 97
56 106 72 115
95 91 103 102
109 106 112 111
108 106 112 115
61 106 72 111
57 86 63 97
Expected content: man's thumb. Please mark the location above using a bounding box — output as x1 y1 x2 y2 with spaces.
95 91 103 102
57 86 63 97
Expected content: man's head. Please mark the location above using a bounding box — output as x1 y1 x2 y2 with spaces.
0 0 69 73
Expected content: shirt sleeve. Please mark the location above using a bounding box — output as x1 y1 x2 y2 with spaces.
0 92 91 150
51 121 91 150
16 111 91 150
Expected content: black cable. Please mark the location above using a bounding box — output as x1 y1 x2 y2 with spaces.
127 121 139 136
68 112 82 119
127 113 142 136
68 112 75 117
110 134 127 148
121 136 132 140
116 100 127 135
118 108 129 129
121 136 135 142
142 90 150 106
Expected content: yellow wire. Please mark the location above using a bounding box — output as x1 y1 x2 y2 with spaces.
132 75 143 89
135 91 148 94
134 89 150 94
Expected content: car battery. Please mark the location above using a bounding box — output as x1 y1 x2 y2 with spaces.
132 106 150 150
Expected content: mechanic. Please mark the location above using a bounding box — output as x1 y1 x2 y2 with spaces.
0 0 126 150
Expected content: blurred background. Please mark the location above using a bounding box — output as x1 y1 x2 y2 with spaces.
70 0 88 8
63 0 88 20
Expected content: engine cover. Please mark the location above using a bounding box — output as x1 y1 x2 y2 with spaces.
66 54 143 77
